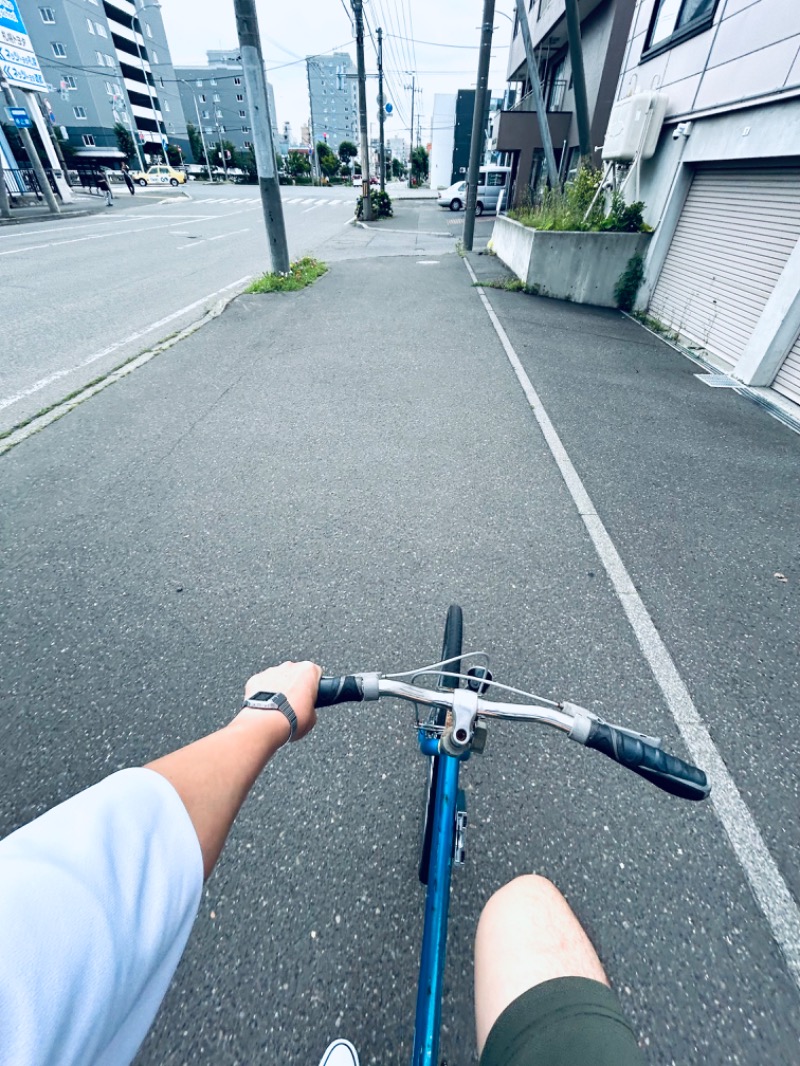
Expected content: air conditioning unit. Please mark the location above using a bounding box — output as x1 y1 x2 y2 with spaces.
602 92 668 162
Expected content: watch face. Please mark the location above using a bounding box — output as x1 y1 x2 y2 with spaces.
251 691 278 702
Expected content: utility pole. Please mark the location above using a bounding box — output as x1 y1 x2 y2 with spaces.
191 92 214 182
377 27 386 193
34 93 73 194
407 72 416 188
215 121 229 180
0 81 59 214
234 0 290 273
514 0 559 189
463 0 495 251
351 0 372 220
564 0 591 160
0 144 11 219
305 61 319 182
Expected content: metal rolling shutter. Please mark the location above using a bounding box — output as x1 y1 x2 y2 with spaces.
773 331 800 405
649 167 800 367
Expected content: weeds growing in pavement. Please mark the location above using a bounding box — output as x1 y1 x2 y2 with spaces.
246 257 328 293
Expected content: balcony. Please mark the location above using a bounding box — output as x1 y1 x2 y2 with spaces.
494 98 572 207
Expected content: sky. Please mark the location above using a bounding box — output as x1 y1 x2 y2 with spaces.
158 0 515 149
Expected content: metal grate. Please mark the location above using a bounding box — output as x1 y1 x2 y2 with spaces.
695 374 740 388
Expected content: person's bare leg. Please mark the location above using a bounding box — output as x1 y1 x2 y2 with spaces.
474 874 609 1056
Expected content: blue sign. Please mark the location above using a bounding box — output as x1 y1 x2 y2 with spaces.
5 105 31 128
385 102 393 115
0 0 46 91
0 0 25 34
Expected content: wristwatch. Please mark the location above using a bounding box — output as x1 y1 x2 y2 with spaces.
242 691 298 740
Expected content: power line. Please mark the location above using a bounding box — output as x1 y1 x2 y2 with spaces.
387 32 509 50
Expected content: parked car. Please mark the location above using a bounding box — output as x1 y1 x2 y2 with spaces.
129 165 187 187
437 165 511 215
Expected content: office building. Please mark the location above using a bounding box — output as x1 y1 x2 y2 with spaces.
306 52 357 154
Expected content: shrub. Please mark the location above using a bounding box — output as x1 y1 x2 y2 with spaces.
509 165 649 234
614 253 645 311
355 189 393 220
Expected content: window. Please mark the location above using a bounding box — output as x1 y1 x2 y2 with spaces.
159 76 164 87
145 24 153 38
73 105 87 118
202 110 210 119
163 100 170 112
215 109 223 118
105 81 114 93
86 17 95 33
52 41 66 56
196 79 203 87
213 94 220 102
63 75 77 89
239 109 246 118
97 51 105 65
104 54 115 67
243 141 252 148
236 94 243 101
151 49 159 63
645 0 719 54
241 126 250 133
95 22 107 37
199 93 206 102
486 171 506 186
82 134 96 145
234 77 241 85
39 7 56 23
209 78 217 86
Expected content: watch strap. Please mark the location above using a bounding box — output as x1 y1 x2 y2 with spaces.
242 691 298 740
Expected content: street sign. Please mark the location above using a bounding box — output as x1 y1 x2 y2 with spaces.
385 102 393 115
0 0 46 92
4 105 31 128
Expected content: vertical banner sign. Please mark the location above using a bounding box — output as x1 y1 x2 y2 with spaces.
0 0 46 91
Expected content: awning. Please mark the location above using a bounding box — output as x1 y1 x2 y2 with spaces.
72 147 127 159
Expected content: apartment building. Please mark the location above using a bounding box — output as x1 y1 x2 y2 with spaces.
498 0 637 205
175 50 278 160
19 0 181 163
616 0 800 409
306 52 358 154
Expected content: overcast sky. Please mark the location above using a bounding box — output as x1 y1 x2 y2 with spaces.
159 0 514 147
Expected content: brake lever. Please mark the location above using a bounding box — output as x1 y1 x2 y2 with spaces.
561 702 662 749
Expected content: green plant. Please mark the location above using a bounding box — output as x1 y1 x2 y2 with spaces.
355 189 393 220
245 257 328 294
316 141 339 178
286 150 311 179
113 123 137 164
508 165 650 234
186 122 206 166
614 253 645 311
477 277 527 292
338 140 358 167
410 145 429 182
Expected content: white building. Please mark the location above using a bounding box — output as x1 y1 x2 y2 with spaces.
429 94 456 189
618 0 800 409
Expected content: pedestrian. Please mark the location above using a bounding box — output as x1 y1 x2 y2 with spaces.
97 170 113 207
121 161 135 195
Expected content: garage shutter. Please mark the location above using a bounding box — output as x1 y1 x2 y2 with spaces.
773 331 800 405
649 167 800 366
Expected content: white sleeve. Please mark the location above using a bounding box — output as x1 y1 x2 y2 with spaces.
0 767 204 1066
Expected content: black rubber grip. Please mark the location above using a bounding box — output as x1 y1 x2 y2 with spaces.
315 676 365 707
585 721 710 801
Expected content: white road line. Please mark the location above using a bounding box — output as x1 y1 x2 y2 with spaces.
463 256 800 990
0 276 251 415
0 223 180 257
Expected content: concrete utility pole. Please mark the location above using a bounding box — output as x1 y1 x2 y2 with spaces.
190 92 214 182
234 0 290 273
564 0 591 160
377 27 386 193
407 72 416 188
513 0 559 189
0 81 59 214
32 92 74 198
215 121 229 180
351 0 372 220
463 0 495 252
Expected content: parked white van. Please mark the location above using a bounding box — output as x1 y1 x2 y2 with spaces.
437 166 511 215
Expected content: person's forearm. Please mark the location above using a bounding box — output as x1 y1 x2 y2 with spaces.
145 709 291 880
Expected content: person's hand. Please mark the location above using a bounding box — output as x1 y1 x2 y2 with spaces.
243 660 322 742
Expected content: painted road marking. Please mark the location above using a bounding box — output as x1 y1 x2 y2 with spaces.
463 255 800 991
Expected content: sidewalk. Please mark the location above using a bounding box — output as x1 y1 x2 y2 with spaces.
0 191 104 226
1 232 798 1065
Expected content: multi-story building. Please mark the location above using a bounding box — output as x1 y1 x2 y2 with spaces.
306 52 358 154
497 0 637 205
175 50 277 162
614 0 800 409
134 1 188 161
19 0 184 165
429 90 499 188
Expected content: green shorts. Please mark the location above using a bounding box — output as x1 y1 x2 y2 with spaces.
479 977 647 1066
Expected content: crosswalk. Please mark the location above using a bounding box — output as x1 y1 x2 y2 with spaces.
190 195 354 209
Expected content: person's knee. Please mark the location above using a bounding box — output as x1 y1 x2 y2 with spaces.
478 874 563 936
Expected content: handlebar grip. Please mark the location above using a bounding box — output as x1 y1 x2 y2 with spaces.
585 721 710 801
316 675 365 707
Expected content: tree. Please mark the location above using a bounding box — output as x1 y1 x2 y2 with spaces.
166 143 184 169
113 122 136 163
187 122 206 166
286 150 311 178
338 140 358 166
411 145 429 183
316 140 339 178
391 157 405 179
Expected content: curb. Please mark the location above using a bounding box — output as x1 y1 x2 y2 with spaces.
0 206 104 227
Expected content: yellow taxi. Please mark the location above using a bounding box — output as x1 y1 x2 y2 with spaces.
130 165 187 187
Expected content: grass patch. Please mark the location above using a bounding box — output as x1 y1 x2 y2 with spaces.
508 166 650 234
476 277 528 292
631 310 681 343
246 257 327 293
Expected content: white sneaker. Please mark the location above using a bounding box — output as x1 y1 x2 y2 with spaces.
318 1038 360 1066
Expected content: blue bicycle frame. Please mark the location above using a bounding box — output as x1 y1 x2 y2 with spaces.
412 735 464 1066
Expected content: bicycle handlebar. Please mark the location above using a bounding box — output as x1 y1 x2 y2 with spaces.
314 675 710 802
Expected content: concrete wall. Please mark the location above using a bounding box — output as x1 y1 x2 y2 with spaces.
491 215 651 306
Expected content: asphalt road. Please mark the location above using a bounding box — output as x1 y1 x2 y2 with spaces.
0 182 363 436
1 205 798 1065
